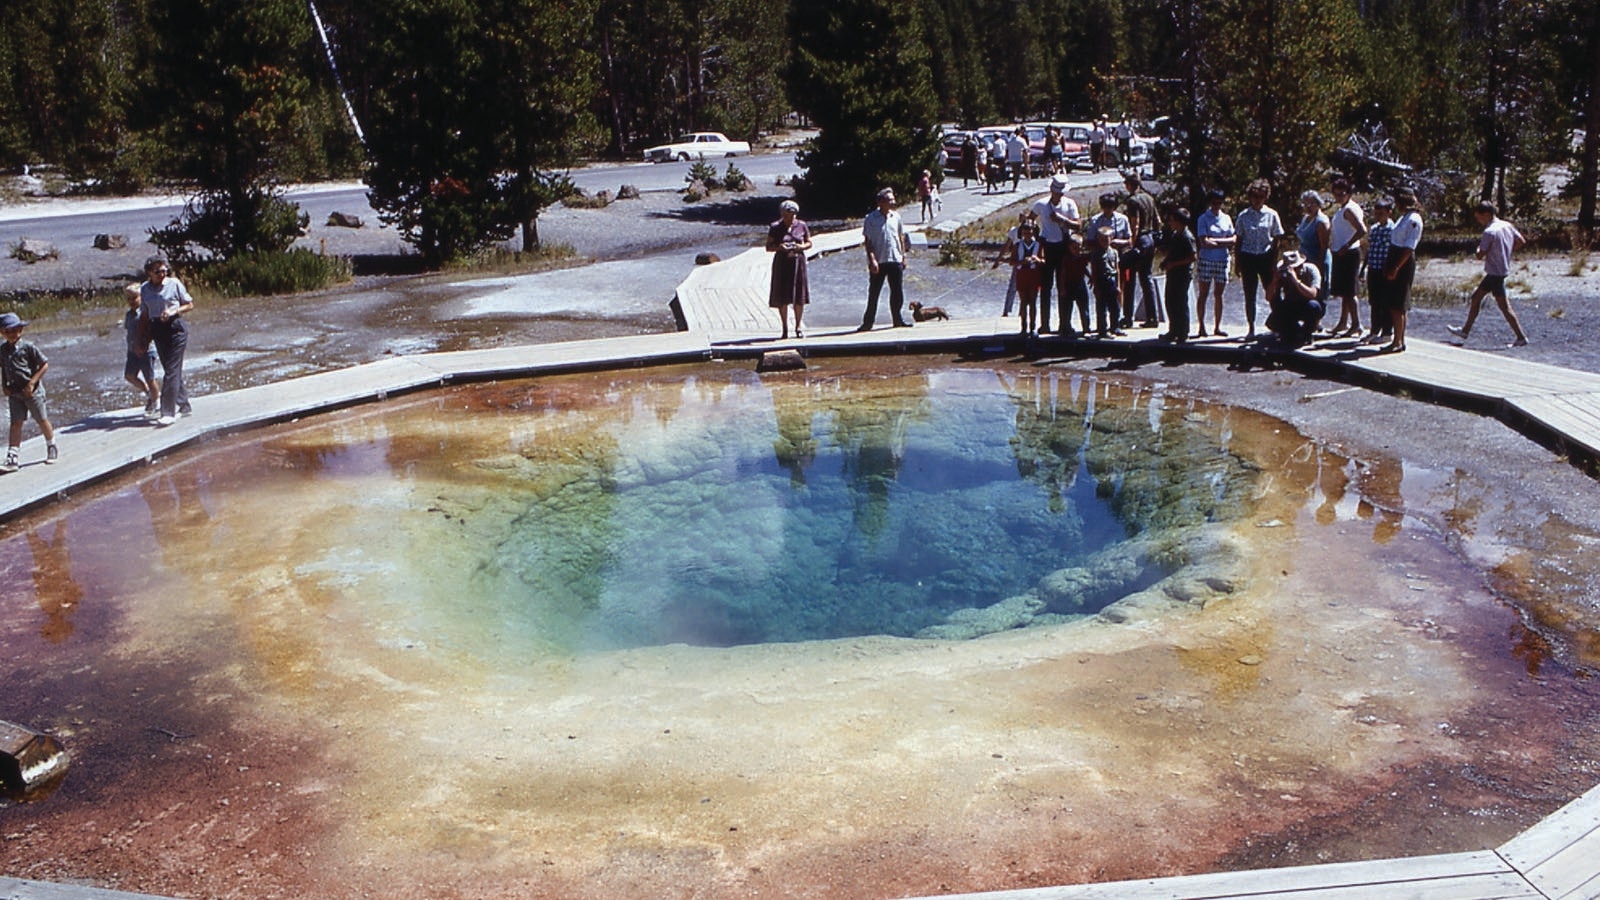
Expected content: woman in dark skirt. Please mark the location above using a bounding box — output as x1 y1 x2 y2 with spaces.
767 199 813 339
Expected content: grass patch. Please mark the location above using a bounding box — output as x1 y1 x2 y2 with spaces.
195 248 353 298
441 242 581 277
1408 275 1476 309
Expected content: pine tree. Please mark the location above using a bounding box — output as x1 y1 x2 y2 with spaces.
786 0 940 215
142 0 315 259
349 0 603 265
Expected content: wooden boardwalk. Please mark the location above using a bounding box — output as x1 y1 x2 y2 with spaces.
5 198 1600 898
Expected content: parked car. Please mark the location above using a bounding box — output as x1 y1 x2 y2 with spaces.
1057 121 1150 170
642 132 752 163
940 130 974 173
1024 122 1091 172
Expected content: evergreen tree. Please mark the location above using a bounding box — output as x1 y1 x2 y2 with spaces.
1165 0 1362 205
0 0 145 184
786 0 940 215
482 0 603 252
594 0 787 155
350 0 603 265
142 0 316 259
921 0 996 125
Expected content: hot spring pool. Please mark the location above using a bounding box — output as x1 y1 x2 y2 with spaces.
2 358 1597 899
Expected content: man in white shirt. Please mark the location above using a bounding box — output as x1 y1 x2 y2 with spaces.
1031 174 1082 334
1006 128 1028 191
859 187 912 331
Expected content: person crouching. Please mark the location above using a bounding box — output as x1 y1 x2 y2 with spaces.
1265 249 1325 348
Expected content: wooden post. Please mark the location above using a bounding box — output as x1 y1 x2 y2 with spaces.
0 720 70 802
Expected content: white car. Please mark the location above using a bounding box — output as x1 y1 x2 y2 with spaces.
643 132 752 163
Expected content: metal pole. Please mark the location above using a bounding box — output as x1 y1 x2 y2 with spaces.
307 0 366 146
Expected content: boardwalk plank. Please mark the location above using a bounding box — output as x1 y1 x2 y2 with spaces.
1508 395 1600 457
1498 783 1600 872
1555 869 1600 900
0 877 174 899
918 851 1531 899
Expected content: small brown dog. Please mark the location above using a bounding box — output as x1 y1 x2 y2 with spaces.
909 301 949 322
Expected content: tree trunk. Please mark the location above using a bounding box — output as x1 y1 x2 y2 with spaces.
1581 23 1600 231
599 19 624 156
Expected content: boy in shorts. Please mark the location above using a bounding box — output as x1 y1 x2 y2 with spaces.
1447 201 1529 347
1 311 58 472
124 285 160 418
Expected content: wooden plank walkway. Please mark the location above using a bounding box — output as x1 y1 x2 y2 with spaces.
6 193 1600 898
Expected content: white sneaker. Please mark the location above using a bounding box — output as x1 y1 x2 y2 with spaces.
45 444 57 464
144 399 160 419
1446 325 1469 338
156 415 176 427
1 455 17 474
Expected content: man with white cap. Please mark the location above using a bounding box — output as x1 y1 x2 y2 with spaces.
1265 247 1324 348
1031 173 1081 334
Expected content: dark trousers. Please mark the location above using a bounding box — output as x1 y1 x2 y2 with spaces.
1038 240 1065 332
151 317 189 417
1268 295 1325 347
1062 274 1090 333
1238 251 1275 327
1123 235 1158 322
863 262 907 328
1094 277 1120 332
1368 277 1392 334
1164 268 1191 338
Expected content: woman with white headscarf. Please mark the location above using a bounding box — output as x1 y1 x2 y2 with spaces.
766 199 813 339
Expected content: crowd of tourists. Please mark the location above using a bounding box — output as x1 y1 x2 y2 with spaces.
991 173 1529 354
763 165 1531 354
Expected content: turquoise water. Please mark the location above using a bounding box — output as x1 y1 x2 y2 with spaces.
451 366 1259 651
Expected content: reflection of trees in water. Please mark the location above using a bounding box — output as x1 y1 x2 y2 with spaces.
769 381 819 487
1437 466 1482 540
1354 451 1405 544
139 468 214 571
27 521 83 644
1006 371 1089 514
828 377 931 541
1007 374 1260 536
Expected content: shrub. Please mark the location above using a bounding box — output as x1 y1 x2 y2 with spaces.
686 159 719 187
148 190 310 266
937 226 976 268
0 284 128 321
722 163 750 192
197 248 351 297
563 188 612 209
443 242 578 275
